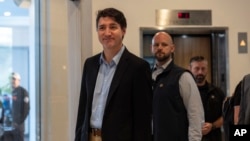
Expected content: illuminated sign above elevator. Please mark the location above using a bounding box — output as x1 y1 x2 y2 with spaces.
156 9 212 26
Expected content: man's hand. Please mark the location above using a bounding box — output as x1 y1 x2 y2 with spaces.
202 122 213 135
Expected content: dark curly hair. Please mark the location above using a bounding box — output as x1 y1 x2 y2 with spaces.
96 8 127 30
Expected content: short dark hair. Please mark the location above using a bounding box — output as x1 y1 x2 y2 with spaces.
189 56 205 64
96 7 127 29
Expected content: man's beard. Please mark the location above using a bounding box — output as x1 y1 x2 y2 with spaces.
195 75 206 84
155 52 171 63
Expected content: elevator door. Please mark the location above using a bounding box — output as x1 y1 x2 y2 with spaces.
173 35 212 83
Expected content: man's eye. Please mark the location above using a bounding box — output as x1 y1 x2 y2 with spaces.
110 26 117 30
98 26 105 30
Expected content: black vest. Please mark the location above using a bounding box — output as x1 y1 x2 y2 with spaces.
153 61 189 141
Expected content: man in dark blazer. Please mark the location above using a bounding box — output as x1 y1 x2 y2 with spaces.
75 7 153 141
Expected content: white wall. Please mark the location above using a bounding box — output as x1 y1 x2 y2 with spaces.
41 0 250 141
90 0 250 94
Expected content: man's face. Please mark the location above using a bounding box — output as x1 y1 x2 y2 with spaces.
97 17 126 50
189 60 208 84
151 33 175 65
11 77 20 88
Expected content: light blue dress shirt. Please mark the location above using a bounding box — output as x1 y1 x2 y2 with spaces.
90 46 125 129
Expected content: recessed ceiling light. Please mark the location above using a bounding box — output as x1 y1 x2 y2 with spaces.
4 11 11 17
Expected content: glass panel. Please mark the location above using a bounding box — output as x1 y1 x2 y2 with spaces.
0 0 40 141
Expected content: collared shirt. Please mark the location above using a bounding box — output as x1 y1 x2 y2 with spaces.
152 58 204 141
90 46 125 129
152 58 172 81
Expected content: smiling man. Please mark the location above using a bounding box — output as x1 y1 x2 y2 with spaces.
75 8 153 141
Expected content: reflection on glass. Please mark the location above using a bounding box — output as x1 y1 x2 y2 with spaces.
0 0 38 141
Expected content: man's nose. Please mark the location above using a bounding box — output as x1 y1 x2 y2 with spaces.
157 44 164 49
104 28 112 35
197 69 203 74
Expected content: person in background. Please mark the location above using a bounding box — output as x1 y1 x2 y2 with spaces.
74 7 153 141
151 32 204 141
232 81 242 125
2 94 12 127
238 74 250 125
0 98 4 138
222 80 241 141
8 72 30 141
189 56 225 141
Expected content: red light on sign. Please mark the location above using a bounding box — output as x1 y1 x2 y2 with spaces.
178 12 190 19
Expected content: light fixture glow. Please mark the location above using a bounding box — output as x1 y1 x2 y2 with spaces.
4 11 11 17
182 35 188 38
240 40 246 47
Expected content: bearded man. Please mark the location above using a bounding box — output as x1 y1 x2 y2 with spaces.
151 32 204 141
189 56 225 141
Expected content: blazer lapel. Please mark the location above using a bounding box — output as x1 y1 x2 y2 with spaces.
87 54 101 111
105 48 130 105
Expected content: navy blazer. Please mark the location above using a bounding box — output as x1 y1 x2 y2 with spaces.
75 48 153 141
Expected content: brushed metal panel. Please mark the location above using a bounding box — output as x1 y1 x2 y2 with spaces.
156 9 212 26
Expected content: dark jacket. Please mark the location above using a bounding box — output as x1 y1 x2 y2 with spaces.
153 61 189 141
239 74 250 124
12 86 30 125
198 82 225 141
75 48 153 141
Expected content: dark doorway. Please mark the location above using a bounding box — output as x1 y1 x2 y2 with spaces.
140 27 228 95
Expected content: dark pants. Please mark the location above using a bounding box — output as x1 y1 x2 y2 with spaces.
0 125 24 141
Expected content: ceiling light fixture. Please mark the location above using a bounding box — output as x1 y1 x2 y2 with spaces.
4 11 12 16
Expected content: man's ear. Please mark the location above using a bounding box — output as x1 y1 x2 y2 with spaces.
150 45 154 54
122 28 126 34
121 28 126 39
171 44 175 53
